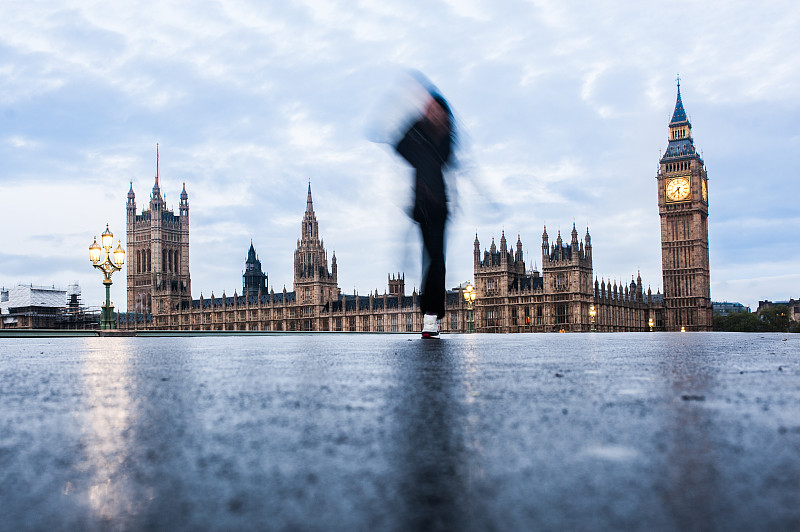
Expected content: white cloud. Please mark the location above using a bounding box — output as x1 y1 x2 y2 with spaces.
5 136 40 149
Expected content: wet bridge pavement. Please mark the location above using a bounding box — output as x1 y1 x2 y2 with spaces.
1 333 798 531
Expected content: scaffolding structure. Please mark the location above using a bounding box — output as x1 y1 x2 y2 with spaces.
0 283 101 330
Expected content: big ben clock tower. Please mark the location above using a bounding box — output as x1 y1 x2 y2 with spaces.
657 80 712 331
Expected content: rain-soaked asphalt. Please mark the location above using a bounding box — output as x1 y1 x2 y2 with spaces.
0 332 798 531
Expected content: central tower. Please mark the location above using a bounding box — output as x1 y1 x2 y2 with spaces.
656 81 711 331
126 148 191 317
293 183 339 307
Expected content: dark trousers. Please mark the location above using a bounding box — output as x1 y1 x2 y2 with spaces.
419 214 446 319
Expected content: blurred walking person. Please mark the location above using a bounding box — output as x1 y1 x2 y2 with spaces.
392 88 456 338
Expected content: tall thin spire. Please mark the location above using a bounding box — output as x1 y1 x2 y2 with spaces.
306 180 313 213
152 143 163 202
670 77 688 125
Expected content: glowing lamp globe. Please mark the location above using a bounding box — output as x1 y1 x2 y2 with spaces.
464 283 474 302
113 240 126 266
89 237 102 264
101 224 114 250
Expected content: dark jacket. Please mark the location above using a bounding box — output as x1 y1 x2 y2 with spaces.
394 120 452 224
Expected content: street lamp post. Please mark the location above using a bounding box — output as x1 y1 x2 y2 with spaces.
648 317 654 332
589 304 596 332
463 282 476 333
89 224 125 329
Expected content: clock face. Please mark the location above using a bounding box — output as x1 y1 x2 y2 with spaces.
666 177 691 201
701 178 708 202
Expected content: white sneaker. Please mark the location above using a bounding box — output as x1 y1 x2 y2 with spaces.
422 313 440 338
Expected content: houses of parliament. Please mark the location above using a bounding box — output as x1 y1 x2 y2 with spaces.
121 84 712 333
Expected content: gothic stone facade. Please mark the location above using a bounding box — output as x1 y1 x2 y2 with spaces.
123 182 662 333
125 172 191 321
472 227 662 333
122 85 713 333
124 183 461 332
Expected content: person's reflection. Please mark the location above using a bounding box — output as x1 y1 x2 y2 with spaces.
658 338 719 530
387 340 471 531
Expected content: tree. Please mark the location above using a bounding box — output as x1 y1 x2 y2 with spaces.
713 312 762 332
759 305 791 332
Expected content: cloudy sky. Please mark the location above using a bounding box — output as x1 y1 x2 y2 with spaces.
1 0 798 312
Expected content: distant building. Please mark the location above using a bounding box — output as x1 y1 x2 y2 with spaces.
757 299 800 322
472 228 661 333
1 284 66 328
0 283 99 330
713 301 751 316
1 284 61 329
122 181 663 333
